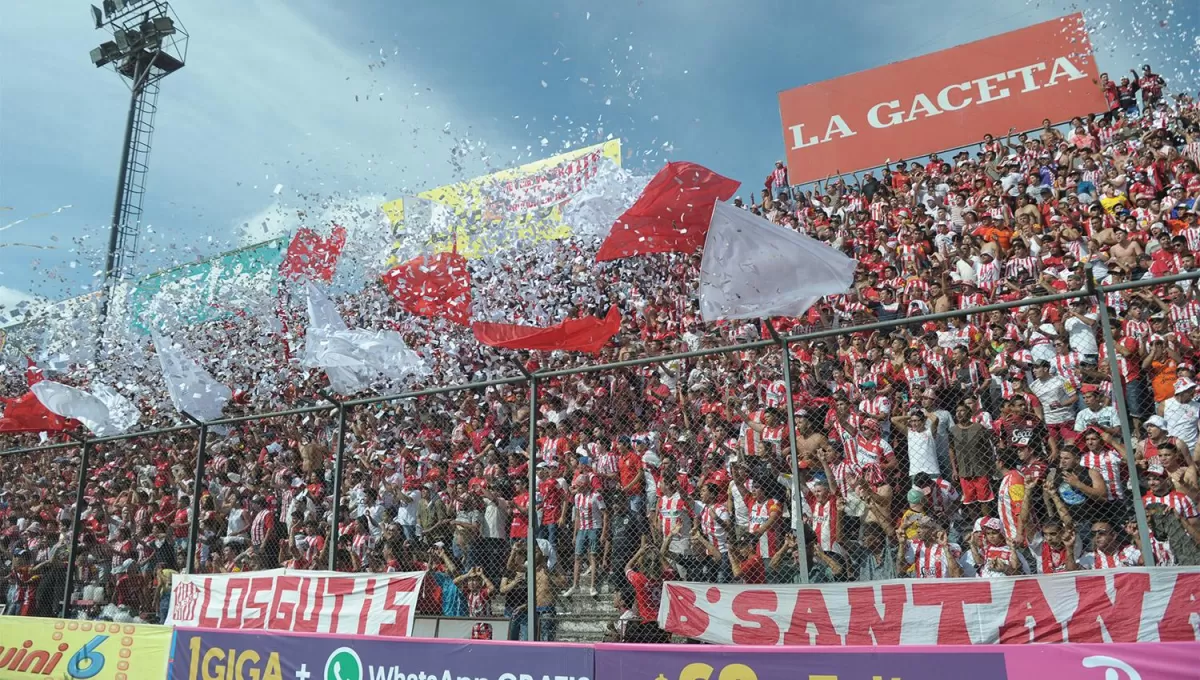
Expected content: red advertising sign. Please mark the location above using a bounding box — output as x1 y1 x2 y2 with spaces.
659 567 1200 646
166 569 424 638
779 14 1108 185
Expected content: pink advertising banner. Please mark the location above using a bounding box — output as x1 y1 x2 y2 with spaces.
594 643 1200 680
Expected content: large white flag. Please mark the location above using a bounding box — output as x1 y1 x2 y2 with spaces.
29 381 125 437
152 331 232 423
699 202 856 321
303 283 428 395
91 382 141 434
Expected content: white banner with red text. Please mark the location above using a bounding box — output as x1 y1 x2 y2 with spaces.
658 567 1200 646
166 569 425 638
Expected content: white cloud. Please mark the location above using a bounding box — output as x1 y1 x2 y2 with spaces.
0 0 521 290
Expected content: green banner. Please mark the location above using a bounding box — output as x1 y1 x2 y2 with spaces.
127 238 286 334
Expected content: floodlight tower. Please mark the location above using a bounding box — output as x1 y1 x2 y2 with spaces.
89 0 187 329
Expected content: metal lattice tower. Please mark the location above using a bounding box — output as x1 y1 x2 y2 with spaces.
89 0 188 326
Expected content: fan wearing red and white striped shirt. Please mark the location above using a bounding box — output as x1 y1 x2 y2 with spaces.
804 478 840 552
1143 466 1200 545
900 523 963 578
1082 519 1142 569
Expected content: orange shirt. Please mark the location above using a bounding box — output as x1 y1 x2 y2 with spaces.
1150 359 1178 403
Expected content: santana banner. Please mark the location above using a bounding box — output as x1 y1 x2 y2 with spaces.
0 616 171 679
166 569 425 638
594 642 1200 680
169 628 595 680
380 140 622 260
778 13 1107 185
658 567 1200 646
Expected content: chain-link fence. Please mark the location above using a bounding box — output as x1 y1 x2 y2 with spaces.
2 267 1200 642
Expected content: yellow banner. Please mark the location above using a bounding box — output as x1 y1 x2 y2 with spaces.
0 616 171 680
381 139 622 260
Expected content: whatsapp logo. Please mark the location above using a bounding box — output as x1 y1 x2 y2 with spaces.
324 647 364 680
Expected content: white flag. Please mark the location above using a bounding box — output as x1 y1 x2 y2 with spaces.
152 331 232 423
30 381 116 436
699 202 857 321
91 382 141 434
303 283 428 395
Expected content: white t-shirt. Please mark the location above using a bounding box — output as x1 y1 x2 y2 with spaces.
1162 397 1200 448
1064 314 1099 355
907 428 940 478
1030 375 1077 424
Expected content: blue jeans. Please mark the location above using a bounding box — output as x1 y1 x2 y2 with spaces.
505 608 528 640
574 528 600 556
535 605 557 641
158 592 171 624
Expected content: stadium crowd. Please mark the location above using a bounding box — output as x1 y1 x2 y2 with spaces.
2 63 1200 643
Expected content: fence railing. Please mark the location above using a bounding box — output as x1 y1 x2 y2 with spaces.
3 265 1199 642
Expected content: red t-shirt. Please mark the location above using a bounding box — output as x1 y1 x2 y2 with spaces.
618 452 643 496
538 479 565 526
737 554 766 584
625 569 661 622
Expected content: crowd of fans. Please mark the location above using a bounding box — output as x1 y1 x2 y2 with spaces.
2 64 1200 644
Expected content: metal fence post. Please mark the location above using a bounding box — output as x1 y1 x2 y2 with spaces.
182 415 208 574
328 399 348 572
60 439 91 619
1089 269 1156 566
511 360 539 641
769 326 810 582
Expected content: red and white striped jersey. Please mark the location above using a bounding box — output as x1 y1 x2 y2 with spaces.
976 260 1001 292
1181 226 1200 253
858 395 892 420
849 434 894 469
1143 490 1198 518
902 364 931 391
1081 449 1125 501
760 424 788 459
908 539 961 578
250 509 273 546
1087 545 1141 569
1005 256 1039 280
740 409 766 458
748 497 782 558
1053 351 1084 388
998 469 1026 543
573 490 606 530
805 495 839 551
830 460 887 498
1123 319 1152 346
698 502 730 554
763 380 788 407
1168 300 1200 334
594 450 619 479
657 493 690 539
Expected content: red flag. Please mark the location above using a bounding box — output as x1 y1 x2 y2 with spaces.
0 392 78 434
280 225 348 282
472 307 621 353
595 161 740 261
24 357 42 387
381 251 472 326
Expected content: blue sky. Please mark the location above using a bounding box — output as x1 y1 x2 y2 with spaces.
1 0 1195 311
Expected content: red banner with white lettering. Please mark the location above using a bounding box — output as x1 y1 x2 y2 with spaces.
778 13 1107 185
659 568 1200 646
166 569 424 638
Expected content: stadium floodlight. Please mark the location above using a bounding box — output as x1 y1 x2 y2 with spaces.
90 41 121 67
86 0 188 336
152 16 175 36
112 27 140 52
